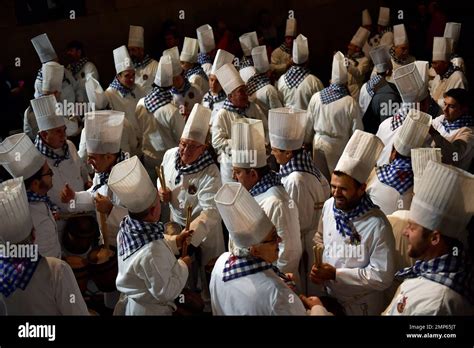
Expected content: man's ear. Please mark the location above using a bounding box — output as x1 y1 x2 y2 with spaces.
431 230 442 246
249 246 260 258
284 150 292 160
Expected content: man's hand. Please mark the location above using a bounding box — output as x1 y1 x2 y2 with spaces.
299 295 324 310
95 193 113 214
159 187 171 203
60 183 75 204
310 263 336 284
180 255 192 267
176 228 194 250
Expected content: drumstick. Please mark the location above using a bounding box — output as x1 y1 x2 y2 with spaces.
98 212 110 250
185 204 192 230
313 244 324 268
160 166 166 190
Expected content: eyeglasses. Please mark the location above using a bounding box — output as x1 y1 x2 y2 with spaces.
260 230 279 245
179 141 203 151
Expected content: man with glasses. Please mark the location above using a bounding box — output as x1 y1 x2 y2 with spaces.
159 104 224 311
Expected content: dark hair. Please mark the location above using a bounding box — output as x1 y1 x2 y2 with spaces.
444 88 470 109
24 165 44 189
333 170 363 188
128 208 151 221
66 40 85 55
245 165 271 179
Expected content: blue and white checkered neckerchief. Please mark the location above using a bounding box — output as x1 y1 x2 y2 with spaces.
246 73 271 96
279 42 291 55
222 98 249 116
332 194 378 244
0 255 42 297
442 114 474 133
91 151 128 193
366 75 383 97
27 190 60 213
396 251 474 303
279 150 322 182
185 65 208 81
171 79 192 97
118 216 164 261
144 85 173 113
239 56 254 70
174 148 215 185
67 57 89 76
284 65 310 89
203 90 226 110
320 83 350 105
109 77 135 98
133 54 153 69
249 171 283 197
35 134 70 167
198 52 212 65
390 105 411 131
222 254 275 282
376 156 414 195
442 63 462 80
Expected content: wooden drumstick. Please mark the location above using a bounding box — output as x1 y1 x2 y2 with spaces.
98 212 110 250
185 204 192 230
313 244 324 268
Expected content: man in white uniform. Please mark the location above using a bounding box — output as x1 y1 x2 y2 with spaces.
277 34 323 110
388 24 416 75
212 63 267 183
105 45 145 156
0 178 89 315
158 104 224 309
128 25 159 94
444 22 465 73
231 119 301 289
238 31 258 70
346 27 372 100
108 157 191 315
429 88 474 171
210 182 330 315
201 49 234 125
366 109 431 215
306 51 363 174
0 134 61 258
271 18 296 80
180 37 209 93
135 55 185 181
384 161 474 315
269 107 330 295
66 40 99 102
165 46 204 120
430 37 468 108
196 24 216 77
311 130 396 315
367 7 394 50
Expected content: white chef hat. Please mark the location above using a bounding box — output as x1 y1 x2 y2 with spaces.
0 134 44 180
411 148 442 194
197 24 215 53
85 75 108 110
31 33 57 63
214 182 274 248
269 107 307 151
285 18 297 37
85 111 124 154
163 46 183 77
251 45 270 74
42 62 64 94
210 49 235 76
31 95 65 132
215 63 244 95
239 31 258 57
128 25 144 48
370 45 392 73
394 109 432 157
393 62 427 103
362 9 372 27
444 22 461 47
409 161 474 239
432 37 451 62
113 45 134 74
350 27 371 48
0 178 33 244
393 24 408 46
108 156 157 214
292 34 309 64
378 7 390 26
180 37 199 63
154 55 173 87
181 104 211 145
331 51 348 85
335 130 384 184
232 119 267 168
239 66 257 84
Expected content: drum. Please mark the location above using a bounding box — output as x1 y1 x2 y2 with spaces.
63 216 100 255
63 255 89 293
87 246 118 293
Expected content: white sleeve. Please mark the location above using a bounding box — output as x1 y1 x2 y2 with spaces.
211 111 232 153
